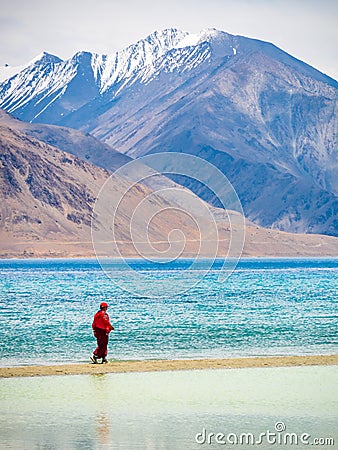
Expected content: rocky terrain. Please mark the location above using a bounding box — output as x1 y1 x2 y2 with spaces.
0 109 131 172
1 115 338 258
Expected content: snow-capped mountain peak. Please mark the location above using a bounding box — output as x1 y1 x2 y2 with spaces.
0 28 337 237
174 32 201 48
90 28 192 94
143 28 188 50
0 52 62 83
29 51 63 66
0 28 220 95
174 28 237 58
1 27 336 124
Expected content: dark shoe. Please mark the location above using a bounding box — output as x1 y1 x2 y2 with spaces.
90 355 98 364
101 358 108 364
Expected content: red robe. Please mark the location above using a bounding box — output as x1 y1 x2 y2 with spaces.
92 310 113 333
92 310 114 358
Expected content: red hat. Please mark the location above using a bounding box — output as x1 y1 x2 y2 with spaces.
100 302 109 309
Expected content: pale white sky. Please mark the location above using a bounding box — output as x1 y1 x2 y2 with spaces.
1 0 337 80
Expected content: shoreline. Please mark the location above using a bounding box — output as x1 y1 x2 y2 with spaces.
1 354 337 378
1 255 337 260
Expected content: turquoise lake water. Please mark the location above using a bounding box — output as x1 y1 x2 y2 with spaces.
0 258 337 366
0 258 337 449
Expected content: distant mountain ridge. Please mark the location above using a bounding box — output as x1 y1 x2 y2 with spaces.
1 29 336 124
0 28 337 236
0 29 188 122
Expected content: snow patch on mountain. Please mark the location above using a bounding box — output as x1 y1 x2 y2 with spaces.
91 28 189 93
0 63 27 82
0 52 61 82
0 54 76 118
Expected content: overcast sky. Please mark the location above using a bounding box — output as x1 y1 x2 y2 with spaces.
1 0 337 80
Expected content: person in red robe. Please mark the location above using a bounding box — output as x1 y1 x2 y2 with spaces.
91 302 114 364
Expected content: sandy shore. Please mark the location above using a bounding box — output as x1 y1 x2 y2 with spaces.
0 354 337 378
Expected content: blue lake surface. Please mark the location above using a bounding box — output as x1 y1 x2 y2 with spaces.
0 258 337 366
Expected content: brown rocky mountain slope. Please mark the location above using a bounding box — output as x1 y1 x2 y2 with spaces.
0 109 131 172
1 124 337 258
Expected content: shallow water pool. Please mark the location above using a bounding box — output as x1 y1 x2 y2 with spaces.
0 365 337 449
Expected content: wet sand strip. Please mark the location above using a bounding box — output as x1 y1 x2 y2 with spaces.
0 354 337 378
